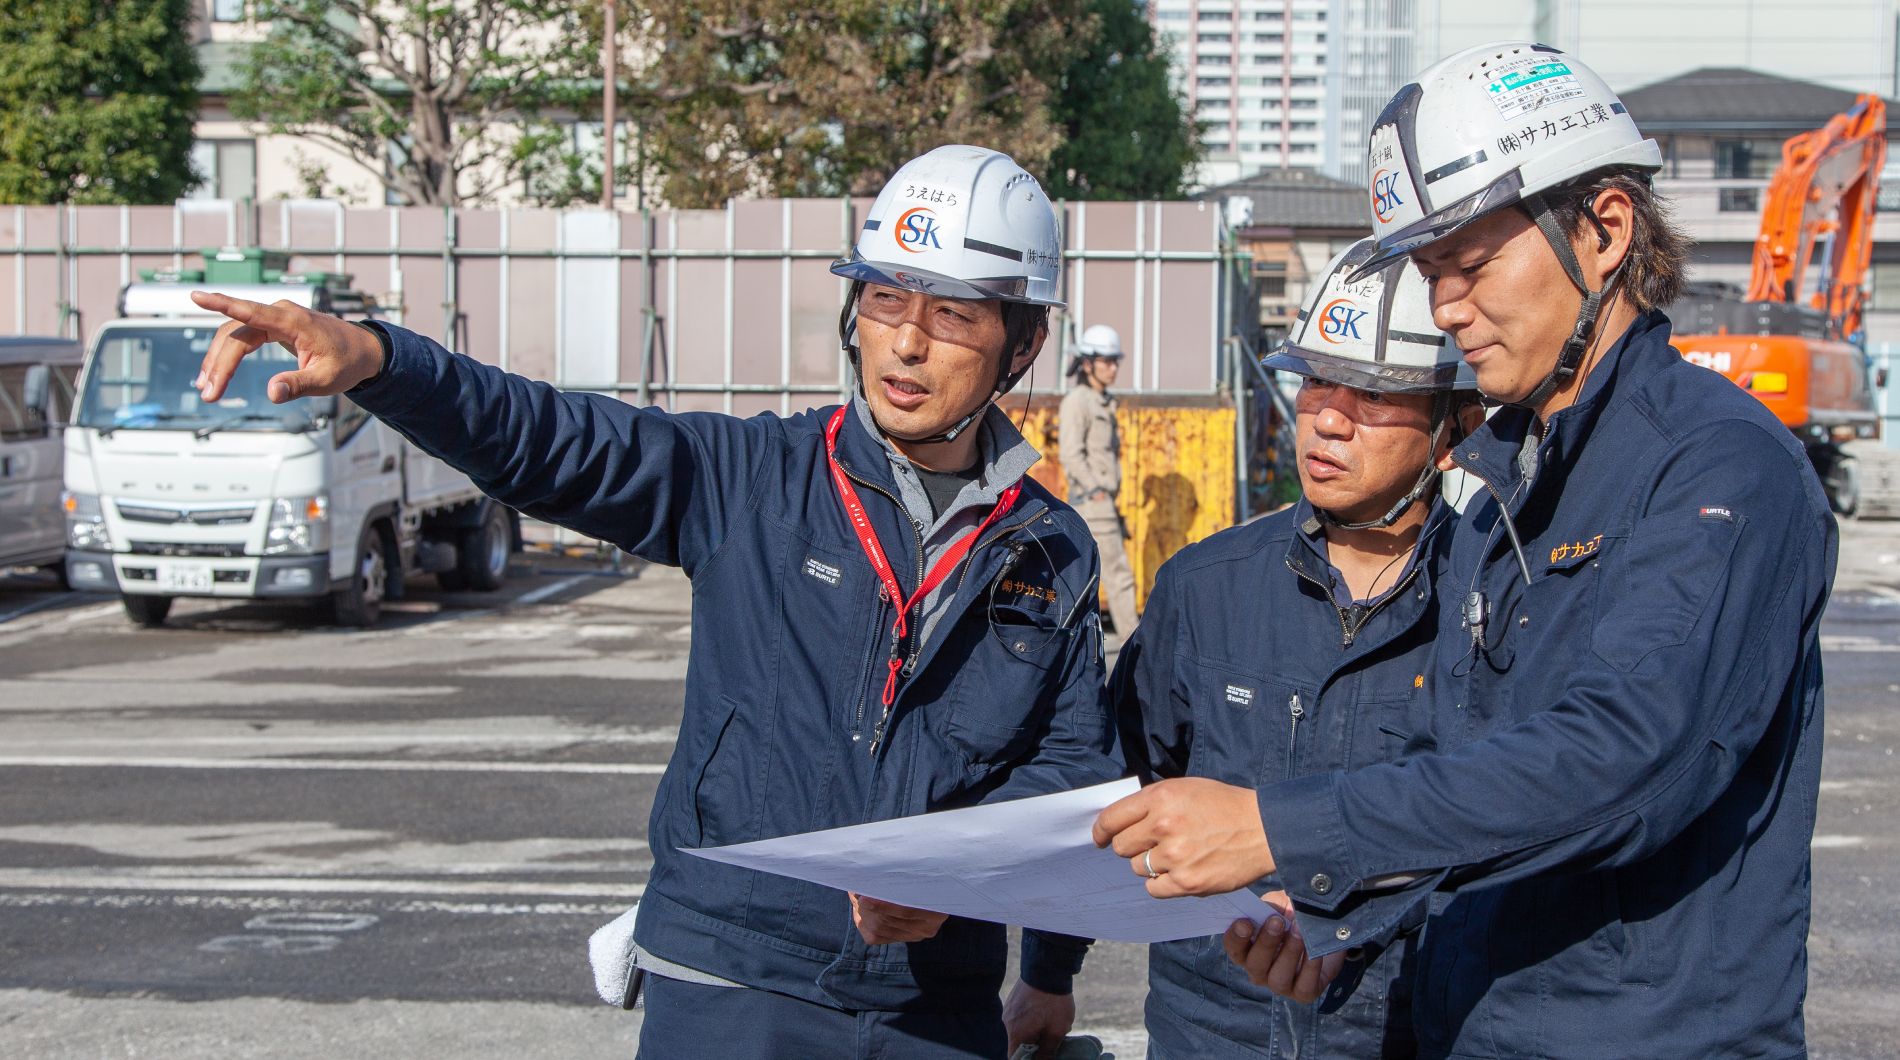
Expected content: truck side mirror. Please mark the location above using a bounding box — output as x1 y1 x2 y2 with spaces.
22 364 48 414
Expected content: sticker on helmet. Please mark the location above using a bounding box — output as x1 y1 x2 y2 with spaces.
1318 299 1369 345
1367 124 1424 228
899 183 961 207
894 207 946 254
1483 56 1585 120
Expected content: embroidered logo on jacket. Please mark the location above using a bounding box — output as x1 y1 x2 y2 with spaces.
1549 534 1604 565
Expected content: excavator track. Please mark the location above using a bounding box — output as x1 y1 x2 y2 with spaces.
1854 445 1900 520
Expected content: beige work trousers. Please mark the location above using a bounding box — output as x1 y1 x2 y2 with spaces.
1078 497 1140 638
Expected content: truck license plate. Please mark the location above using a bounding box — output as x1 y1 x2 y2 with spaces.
158 563 213 593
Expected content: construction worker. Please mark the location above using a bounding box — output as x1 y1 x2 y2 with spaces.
1093 42 1836 1059
1059 324 1139 640
1013 243 1480 1059
188 145 1117 1059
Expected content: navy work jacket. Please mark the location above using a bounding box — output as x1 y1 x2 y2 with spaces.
1116 498 1451 1058
348 324 1120 1013
1257 311 1836 1058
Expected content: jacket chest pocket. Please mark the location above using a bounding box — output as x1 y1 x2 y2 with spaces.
1183 657 1308 784
941 600 1068 777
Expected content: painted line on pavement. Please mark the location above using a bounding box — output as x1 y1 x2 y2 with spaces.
0 890 635 917
1811 835 1867 849
0 755 667 775
0 870 644 899
514 575 591 608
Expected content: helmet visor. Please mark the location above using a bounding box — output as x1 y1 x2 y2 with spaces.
830 252 1063 307
1264 342 1469 394
1349 170 1527 281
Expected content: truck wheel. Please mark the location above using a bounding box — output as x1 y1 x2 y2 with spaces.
332 525 390 627
122 594 172 627
457 503 512 593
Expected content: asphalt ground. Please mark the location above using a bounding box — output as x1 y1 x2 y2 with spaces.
0 523 1897 1059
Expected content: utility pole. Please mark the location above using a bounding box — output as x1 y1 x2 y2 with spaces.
601 0 617 210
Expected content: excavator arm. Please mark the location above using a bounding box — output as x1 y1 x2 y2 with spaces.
1746 94 1887 341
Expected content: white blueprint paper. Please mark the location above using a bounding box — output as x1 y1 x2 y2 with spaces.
682 778 1270 943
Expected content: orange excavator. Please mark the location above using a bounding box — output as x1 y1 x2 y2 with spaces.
1668 93 1898 517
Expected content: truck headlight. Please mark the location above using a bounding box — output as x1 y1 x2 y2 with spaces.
265 494 331 555
63 491 111 550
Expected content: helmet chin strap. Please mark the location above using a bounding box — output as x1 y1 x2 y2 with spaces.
1514 192 1624 412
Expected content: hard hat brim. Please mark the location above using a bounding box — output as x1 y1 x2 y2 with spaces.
1349 171 1527 282
1264 343 1474 393
831 254 1066 309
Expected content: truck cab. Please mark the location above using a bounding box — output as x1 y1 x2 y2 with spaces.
63 252 515 626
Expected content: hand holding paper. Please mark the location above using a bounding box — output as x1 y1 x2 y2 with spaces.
684 779 1266 943
1090 776 1279 899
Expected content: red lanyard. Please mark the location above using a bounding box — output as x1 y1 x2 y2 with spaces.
824 407 1020 707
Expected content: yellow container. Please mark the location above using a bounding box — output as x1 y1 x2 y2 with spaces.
1015 398 1237 612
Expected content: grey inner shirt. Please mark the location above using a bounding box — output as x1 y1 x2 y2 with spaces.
913 462 982 520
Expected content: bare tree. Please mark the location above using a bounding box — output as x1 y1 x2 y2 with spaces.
234 0 597 206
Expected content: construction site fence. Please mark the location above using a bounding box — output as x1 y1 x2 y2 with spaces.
5 198 1279 597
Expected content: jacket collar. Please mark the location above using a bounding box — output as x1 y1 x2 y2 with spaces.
1284 494 1450 602
840 395 1042 532
1454 309 1675 495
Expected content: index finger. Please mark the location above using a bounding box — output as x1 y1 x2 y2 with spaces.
190 290 275 325
1091 787 1154 848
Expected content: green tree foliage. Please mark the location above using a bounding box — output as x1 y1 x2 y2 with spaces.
234 0 598 206
1042 0 1200 200
639 0 1098 208
0 0 201 204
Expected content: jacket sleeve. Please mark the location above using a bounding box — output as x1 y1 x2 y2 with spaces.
347 323 770 575
1058 389 1103 496
992 529 1123 994
1257 419 1834 956
1110 562 1190 783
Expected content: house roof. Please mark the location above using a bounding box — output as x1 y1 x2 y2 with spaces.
1620 67 1898 135
1195 167 1368 232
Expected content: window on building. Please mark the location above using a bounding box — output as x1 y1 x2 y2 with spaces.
211 0 246 21
1290 76 1319 87
1876 178 1900 212
1254 33 1283 43
186 139 256 201
1253 11 1280 20
1871 261 1900 311
1197 76 1228 87
1202 54 1231 65
1197 9 1231 20
1198 32 1232 43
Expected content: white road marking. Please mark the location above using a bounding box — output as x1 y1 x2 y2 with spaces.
1812 835 1867 849
0 891 633 917
0 869 644 898
0 596 72 624
1864 584 1900 605
1819 635 1900 652
0 755 666 775
514 575 590 608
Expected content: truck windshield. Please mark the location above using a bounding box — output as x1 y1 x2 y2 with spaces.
76 326 334 434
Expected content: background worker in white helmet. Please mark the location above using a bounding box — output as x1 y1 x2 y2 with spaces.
1058 324 1139 641
1093 43 1835 1059
187 145 1119 1058
1025 242 1480 1059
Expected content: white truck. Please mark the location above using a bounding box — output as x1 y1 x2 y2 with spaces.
62 266 515 627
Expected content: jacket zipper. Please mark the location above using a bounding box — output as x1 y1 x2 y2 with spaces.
1286 692 1304 777
1285 557 1421 649
839 462 926 757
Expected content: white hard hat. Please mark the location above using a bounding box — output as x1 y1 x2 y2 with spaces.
1356 41 1660 275
1267 237 1475 393
1075 324 1122 359
831 145 1064 308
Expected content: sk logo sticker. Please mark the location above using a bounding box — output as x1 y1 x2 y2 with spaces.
896 207 943 253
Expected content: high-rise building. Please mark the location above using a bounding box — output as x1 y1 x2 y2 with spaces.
1149 0 1424 189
